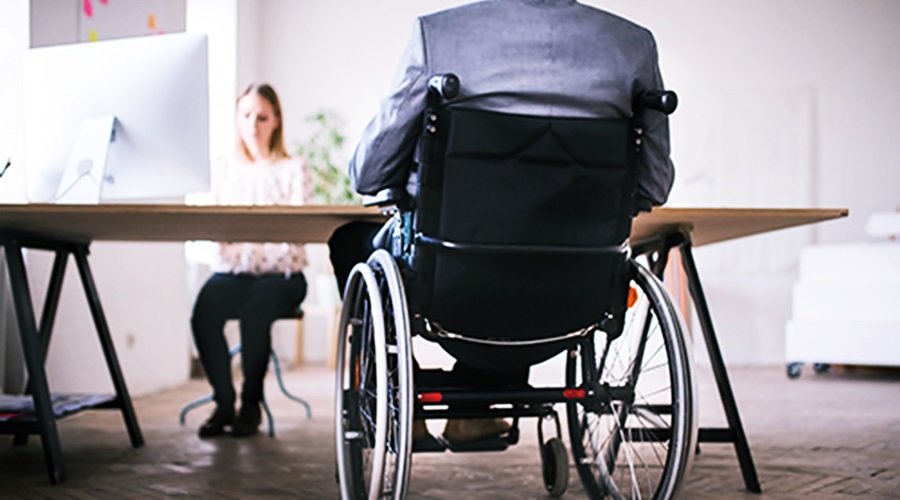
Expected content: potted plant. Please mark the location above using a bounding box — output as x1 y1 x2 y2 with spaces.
295 110 359 205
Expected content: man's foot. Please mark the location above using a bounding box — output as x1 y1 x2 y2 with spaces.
412 419 447 452
413 419 430 441
442 418 511 444
198 406 234 439
231 404 262 438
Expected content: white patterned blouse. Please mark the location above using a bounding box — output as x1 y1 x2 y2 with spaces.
210 156 311 276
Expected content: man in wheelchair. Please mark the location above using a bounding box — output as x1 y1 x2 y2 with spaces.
329 1 695 499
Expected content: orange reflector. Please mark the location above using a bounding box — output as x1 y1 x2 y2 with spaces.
563 389 586 399
627 285 639 308
418 392 443 403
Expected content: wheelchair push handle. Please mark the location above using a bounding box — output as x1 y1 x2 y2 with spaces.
637 90 678 115
428 73 460 100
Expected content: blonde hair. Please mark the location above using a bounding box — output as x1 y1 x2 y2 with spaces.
236 83 290 162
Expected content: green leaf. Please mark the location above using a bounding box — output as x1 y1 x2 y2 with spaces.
293 109 360 205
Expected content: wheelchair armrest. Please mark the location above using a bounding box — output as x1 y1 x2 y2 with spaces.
637 90 678 115
362 187 409 208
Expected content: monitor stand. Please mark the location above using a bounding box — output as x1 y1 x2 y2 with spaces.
54 116 116 204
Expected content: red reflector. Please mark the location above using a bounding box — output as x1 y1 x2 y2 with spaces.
418 392 443 403
563 389 586 399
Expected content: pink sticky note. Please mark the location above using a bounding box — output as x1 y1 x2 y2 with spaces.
99 0 109 4
83 0 93 17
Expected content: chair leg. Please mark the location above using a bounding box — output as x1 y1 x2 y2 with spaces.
180 344 313 434
179 394 215 425
179 344 243 425
270 348 312 418
261 397 275 437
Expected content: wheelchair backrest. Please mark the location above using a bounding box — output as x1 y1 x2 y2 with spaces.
406 105 638 365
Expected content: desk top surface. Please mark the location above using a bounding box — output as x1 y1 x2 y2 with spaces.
0 204 847 247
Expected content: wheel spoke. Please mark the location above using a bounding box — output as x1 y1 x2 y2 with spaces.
567 261 696 499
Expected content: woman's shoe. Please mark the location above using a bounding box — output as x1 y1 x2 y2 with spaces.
198 406 234 439
231 404 262 438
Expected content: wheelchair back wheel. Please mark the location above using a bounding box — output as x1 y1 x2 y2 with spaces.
335 250 413 500
566 259 697 499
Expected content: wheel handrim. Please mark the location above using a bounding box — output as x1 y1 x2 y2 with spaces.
335 251 413 500
567 261 696 500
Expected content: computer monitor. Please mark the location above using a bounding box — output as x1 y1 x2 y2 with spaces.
23 33 210 203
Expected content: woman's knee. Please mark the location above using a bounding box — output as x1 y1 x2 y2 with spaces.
191 274 243 331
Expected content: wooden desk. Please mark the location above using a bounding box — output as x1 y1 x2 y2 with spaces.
0 203 845 246
0 204 847 486
631 207 847 247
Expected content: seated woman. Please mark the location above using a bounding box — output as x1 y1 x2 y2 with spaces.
192 83 310 438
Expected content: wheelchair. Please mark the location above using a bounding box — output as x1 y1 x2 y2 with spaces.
334 74 697 499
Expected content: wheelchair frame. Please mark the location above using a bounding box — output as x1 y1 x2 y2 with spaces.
334 74 700 499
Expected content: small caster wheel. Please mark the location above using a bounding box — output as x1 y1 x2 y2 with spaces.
787 362 803 379
541 437 569 497
813 363 831 374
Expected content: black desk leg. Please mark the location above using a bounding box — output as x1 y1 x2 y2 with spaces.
5 242 66 484
38 251 69 356
72 247 144 448
13 250 68 447
679 240 762 493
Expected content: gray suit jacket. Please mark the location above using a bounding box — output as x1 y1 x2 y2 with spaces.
349 0 674 206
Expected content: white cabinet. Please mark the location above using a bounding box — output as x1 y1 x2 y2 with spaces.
785 243 900 375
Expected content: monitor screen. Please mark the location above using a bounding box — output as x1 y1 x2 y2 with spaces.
23 33 210 203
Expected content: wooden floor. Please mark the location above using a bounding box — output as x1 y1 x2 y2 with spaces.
1 362 898 499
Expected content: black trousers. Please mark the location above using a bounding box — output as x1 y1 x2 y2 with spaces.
191 272 307 409
327 221 529 391
327 221 382 296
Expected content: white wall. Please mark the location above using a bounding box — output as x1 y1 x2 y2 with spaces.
605 0 900 364
0 0 29 204
0 1 30 392
27 244 193 396
252 0 899 365
255 0 469 154
257 0 899 242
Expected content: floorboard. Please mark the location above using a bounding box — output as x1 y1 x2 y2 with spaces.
1 363 898 498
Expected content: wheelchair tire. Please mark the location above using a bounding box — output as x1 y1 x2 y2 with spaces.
541 437 569 497
566 259 697 500
335 250 414 500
